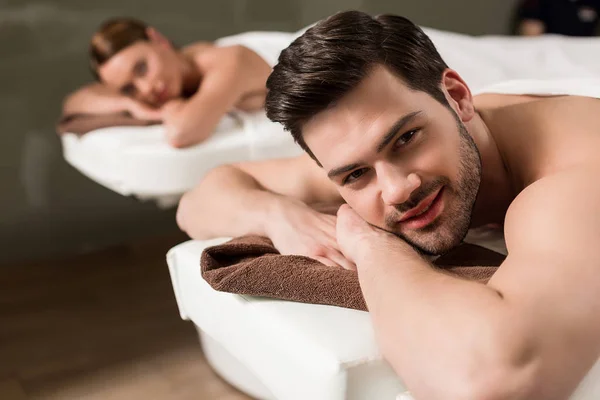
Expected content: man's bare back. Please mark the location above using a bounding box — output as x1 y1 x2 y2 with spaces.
483 95 600 185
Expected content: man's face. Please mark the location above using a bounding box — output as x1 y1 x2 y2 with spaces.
303 66 481 255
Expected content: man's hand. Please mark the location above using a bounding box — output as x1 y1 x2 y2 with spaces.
336 204 415 267
265 199 355 270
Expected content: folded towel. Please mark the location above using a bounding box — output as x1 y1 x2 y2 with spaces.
201 236 505 311
56 113 159 136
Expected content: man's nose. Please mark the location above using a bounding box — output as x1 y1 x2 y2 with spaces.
379 166 421 206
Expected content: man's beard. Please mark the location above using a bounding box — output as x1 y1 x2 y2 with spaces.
384 112 482 256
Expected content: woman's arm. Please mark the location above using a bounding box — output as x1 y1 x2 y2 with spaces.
162 45 271 148
62 83 162 120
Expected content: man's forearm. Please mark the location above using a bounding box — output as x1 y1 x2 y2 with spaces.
177 165 282 239
356 240 531 399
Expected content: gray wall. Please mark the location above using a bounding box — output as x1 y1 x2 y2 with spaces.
0 0 520 265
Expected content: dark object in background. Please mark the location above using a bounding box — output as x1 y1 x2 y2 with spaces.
514 0 600 36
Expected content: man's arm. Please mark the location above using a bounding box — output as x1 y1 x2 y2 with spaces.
164 45 270 148
177 155 353 268
336 168 600 400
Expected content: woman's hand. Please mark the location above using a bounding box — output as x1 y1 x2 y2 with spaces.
160 99 189 147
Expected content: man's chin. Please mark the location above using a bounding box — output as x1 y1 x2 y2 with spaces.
401 229 466 256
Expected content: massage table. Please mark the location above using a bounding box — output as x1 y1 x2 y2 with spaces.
61 112 302 208
60 30 304 208
166 229 600 399
61 29 600 207
161 30 600 399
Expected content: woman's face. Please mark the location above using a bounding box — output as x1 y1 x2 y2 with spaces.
98 31 183 107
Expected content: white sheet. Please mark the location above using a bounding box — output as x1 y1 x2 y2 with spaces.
425 28 600 93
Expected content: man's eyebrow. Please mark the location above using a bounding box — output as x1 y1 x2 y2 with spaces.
327 163 361 180
375 111 422 153
326 111 423 180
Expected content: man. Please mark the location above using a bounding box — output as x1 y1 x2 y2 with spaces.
177 11 600 400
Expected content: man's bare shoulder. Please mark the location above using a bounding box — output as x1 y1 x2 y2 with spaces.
483 95 600 188
475 93 600 112
504 166 600 256
485 95 600 124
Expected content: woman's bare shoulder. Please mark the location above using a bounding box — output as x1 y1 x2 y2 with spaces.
181 41 215 57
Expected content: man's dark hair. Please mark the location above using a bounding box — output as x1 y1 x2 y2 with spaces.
266 10 450 161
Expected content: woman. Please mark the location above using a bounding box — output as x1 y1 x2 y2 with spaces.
62 18 277 148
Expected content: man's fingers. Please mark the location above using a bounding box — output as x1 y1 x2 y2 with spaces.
313 256 342 268
326 249 356 271
314 251 356 271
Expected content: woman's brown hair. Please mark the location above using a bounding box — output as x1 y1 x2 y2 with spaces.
89 18 149 80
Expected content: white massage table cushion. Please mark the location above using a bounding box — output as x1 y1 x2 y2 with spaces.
167 238 407 400
62 112 302 205
167 229 600 400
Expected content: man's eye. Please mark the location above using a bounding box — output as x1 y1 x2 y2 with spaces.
394 129 418 148
134 60 147 76
342 168 366 185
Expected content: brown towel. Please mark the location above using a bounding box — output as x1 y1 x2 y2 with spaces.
201 236 505 312
56 112 160 136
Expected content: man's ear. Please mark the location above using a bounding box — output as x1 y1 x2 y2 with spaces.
146 27 171 48
441 69 475 122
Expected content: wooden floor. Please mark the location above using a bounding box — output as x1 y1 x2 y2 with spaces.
0 233 252 400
